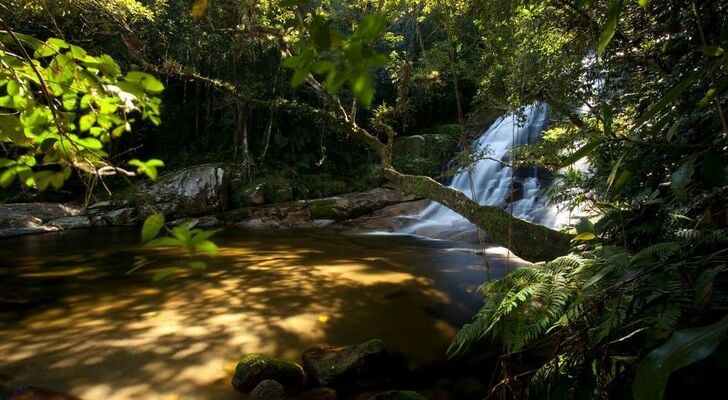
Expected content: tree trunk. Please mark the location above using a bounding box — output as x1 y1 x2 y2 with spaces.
382 167 571 262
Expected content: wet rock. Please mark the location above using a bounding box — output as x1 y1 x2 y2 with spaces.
302 339 407 392
242 184 266 206
232 354 305 393
47 216 91 230
340 199 429 231
365 390 426 400
250 379 286 400
6 386 80 400
100 207 136 225
142 164 227 217
0 203 85 237
231 188 416 229
298 387 338 400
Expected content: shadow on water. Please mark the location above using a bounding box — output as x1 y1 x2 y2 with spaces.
0 227 527 400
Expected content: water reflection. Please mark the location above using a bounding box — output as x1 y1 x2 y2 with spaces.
0 227 526 400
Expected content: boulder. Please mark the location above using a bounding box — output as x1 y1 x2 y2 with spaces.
99 207 136 225
250 379 286 400
365 391 426 400
302 339 407 392
142 164 227 217
6 386 80 400
231 354 305 393
242 184 266 206
0 203 84 238
298 387 338 400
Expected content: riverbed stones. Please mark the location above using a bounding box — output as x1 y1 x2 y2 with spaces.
302 339 406 392
250 379 286 400
231 354 305 393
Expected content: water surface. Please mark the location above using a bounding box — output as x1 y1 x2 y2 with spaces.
0 227 525 400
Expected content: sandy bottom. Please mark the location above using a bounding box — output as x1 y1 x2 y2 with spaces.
0 227 527 399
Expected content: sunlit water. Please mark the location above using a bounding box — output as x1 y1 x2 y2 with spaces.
0 227 527 400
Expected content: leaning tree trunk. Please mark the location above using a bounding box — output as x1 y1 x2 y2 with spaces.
382 167 571 262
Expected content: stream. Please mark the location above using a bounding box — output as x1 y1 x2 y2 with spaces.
0 227 527 400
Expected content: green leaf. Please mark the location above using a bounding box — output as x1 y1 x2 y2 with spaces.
0 168 16 187
350 70 374 107
637 0 652 7
141 213 165 242
291 68 309 88
195 240 219 256
562 140 603 167
145 237 183 248
124 71 164 94
572 232 596 241
701 45 724 57
584 264 616 288
633 317 728 400
596 0 624 55
79 113 95 132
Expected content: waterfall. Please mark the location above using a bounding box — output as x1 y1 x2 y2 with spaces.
400 103 569 240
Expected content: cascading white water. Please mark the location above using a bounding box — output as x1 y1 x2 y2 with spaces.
401 103 569 239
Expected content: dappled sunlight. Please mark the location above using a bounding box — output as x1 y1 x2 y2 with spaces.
0 227 508 400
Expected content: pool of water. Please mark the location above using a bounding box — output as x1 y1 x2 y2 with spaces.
0 227 525 399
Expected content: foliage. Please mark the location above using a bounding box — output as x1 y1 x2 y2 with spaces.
450 0 728 398
139 213 220 281
0 32 163 190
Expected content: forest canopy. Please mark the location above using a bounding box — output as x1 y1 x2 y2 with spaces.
1 0 727 399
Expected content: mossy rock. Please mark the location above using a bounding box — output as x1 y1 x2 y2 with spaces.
308 199 347 220
302 339 407 392
231 354 305 393
250 379 286 400
367 391 427 400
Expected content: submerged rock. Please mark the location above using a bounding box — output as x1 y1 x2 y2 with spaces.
302 339 407 392
232 354 305 393
250 379 286 400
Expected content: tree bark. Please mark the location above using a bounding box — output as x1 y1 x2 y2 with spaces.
382 167 571 262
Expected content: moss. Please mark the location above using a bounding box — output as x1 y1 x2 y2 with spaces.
232 354 304 393
309 199 347 220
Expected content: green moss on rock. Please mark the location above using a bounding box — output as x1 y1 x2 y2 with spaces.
308 199 347 220
231 354 304 393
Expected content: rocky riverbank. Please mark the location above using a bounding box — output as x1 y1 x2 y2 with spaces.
0 164 432 239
